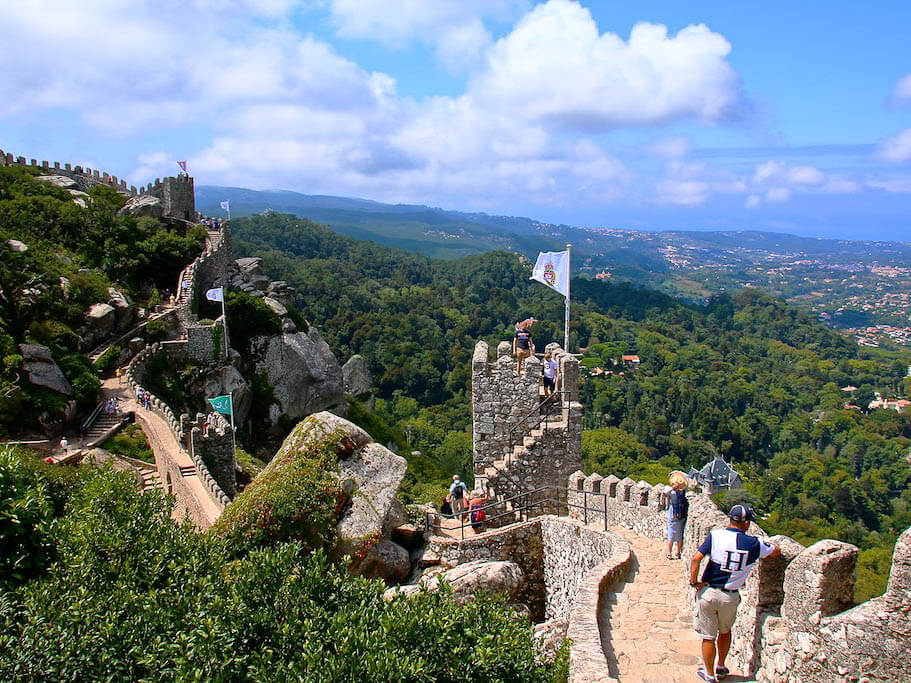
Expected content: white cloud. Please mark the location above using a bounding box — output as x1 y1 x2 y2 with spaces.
867 178 911 193
766 187 790 203
878 128 911 163
787 165 825 185
745 194 761 208
468 1 742 130
892 72 911 105
655 179 709 206
328 0 528 73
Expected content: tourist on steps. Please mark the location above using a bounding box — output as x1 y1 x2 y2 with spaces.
689 504 780 683
542 352 558 396
666 471 689 559
468 491 488 531
513 320 535 376
449 475 469 520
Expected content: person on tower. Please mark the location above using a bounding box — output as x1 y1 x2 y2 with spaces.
513 319 535 376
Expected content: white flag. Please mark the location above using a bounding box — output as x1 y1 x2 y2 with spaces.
205 287 224 302
220 200 230 212
530 250 569 297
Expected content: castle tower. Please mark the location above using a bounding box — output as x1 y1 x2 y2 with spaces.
471 339 582 505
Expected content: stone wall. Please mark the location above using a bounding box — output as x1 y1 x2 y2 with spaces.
567 470 671 539
147 175 195 222
582 467 911 682
471 340 541 478
184 412 237 499
124 342 230 519
1 148 196 220
427 516 627 627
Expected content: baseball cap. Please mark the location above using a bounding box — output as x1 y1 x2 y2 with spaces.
729 504 754 522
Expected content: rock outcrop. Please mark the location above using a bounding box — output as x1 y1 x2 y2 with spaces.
253 330 345 424
384 560 525 600
118 194 163 218
342 354 372 397
19 343 73 396
83 302 116 347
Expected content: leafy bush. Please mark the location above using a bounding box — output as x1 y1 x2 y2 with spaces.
101 424 153 463
144 318 168 342
212 417 342 557
0 447 84 587
0 468 562 681
91 344 121 373
225 290 282 354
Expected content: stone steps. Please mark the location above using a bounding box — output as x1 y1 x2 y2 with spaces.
141 469 162 492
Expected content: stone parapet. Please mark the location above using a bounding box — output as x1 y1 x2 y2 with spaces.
585 468 911 681
185 411 237 499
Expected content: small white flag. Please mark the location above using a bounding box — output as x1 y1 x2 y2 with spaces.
530 250 569 297
220 200 230 212
205 287 224 303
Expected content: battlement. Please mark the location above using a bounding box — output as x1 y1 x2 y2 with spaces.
0 147 195 220
575 468 911 681
184 411 237 498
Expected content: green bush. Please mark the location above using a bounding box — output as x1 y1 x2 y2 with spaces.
92 344 122 373
144 318 168 342
0 447 84 588
101 424 153 463
212 417 342 557
225 291 282 354
0 468 563 681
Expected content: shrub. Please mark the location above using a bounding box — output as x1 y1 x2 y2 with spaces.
102 424 153 463
92 344 122 373
144 318 168 342
0 468 563 681
212 418 342 557
225 291 282 354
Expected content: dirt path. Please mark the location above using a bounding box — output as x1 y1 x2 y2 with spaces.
598 527 705 683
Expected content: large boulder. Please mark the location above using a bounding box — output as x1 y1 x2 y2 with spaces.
36 175 78 190
107 287 135 330
336 440 408 559
342 354 372 397
262 296 287 317
85 302 116 344
191 364 251 424
19 343 73 396
354 539 411 583
234 257 264 278
253 329 345 425
266 281 296 308
384 560 525 601
212 412 407 571
118 195 162 218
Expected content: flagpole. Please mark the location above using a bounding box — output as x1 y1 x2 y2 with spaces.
220 293 229 359
228 389 237 470
564 243 571 353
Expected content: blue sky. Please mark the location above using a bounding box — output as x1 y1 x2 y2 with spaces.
1 1 910 240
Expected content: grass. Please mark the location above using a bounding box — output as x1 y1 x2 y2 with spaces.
102 424 154 464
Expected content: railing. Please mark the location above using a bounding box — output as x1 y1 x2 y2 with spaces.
428 483 627 541
80 400 106 436
502 390 566 467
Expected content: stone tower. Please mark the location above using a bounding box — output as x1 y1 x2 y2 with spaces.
471 340 582 505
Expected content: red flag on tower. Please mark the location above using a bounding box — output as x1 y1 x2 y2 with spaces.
177 160 187 173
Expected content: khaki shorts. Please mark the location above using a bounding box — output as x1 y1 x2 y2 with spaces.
516 348 532 360
694 587 740 639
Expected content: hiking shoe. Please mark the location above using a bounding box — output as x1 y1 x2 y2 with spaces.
715 666 729 679
696 670 717 683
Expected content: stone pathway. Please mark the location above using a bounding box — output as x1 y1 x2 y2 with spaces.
598 527 706 683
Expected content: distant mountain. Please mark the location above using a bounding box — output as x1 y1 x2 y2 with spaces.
197 185 911 330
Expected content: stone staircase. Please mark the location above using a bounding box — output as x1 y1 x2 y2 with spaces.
139 468 163 493
83 412 123 445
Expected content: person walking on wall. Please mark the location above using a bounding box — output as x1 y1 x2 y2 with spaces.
689 504 781 682
666 471 689 559
542 352 558 397
449 475 469 520
513 320 534 376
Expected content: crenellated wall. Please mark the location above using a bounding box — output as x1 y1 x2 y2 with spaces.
184 412 237 498
577 468 911 682
0 148 195 221
124 342 230 523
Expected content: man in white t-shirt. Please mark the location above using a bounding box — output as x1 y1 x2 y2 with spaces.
542 352 558 396
689 504 780 682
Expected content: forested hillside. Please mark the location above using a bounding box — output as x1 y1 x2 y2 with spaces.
235 212 911 600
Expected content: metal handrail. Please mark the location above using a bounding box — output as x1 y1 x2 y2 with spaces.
80 400 106 435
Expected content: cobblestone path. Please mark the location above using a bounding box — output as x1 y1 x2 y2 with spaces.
599 527 707 683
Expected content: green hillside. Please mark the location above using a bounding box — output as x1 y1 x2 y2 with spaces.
234 212 911 601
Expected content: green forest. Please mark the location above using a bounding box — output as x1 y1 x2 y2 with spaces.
234 212 911 601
